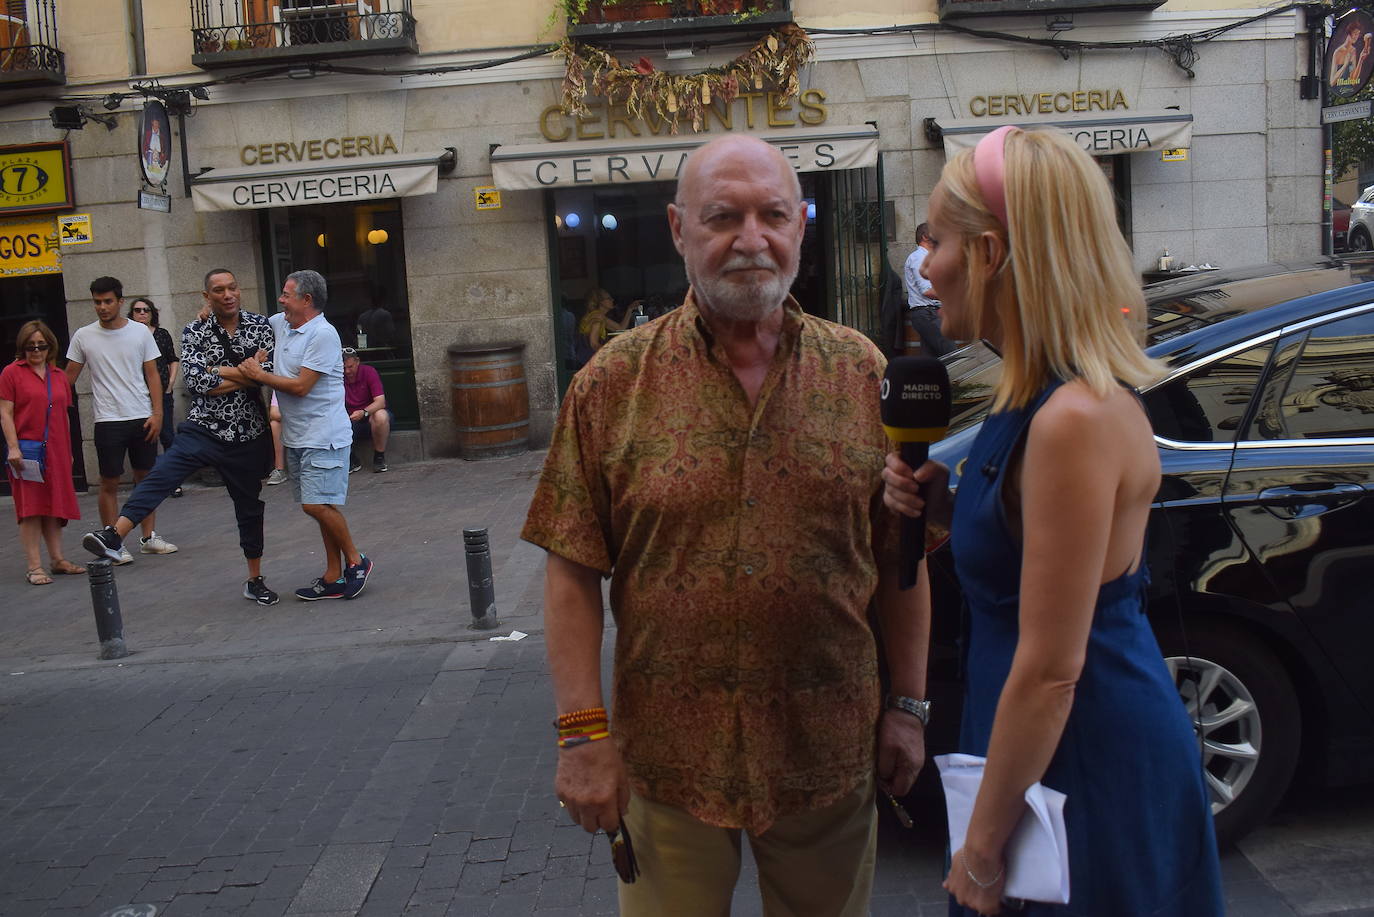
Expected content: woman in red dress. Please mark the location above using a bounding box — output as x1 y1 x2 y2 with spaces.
1 320 84 585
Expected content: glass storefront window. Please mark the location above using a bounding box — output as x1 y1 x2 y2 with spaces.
548 173 833 393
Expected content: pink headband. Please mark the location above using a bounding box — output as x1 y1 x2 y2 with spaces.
973 125 1019 229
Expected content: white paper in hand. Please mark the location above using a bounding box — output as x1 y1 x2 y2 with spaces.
17 459 43 483
934 753 1070 904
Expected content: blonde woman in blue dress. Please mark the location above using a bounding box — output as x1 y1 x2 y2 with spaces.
883 127 1223 916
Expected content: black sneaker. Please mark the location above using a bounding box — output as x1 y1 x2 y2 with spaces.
295 577 347 601
243 576 280 606
342 554 373 599
373 455 388 473
348 452 362 474
82 526 124 562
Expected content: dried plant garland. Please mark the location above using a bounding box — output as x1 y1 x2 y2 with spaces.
557 24 815 134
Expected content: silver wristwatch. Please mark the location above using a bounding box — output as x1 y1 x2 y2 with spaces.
886 694 932 726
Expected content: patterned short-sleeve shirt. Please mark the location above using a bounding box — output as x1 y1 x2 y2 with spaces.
181 311 275 444
522 293 899 833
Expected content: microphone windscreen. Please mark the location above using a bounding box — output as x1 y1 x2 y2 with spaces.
881 356 952 444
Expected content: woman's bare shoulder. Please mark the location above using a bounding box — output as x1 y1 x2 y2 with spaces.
1031 381 1150 450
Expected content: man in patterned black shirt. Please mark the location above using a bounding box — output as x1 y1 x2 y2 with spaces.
83 269 282 605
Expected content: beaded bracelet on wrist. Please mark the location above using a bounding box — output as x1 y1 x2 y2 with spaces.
555 707 608 729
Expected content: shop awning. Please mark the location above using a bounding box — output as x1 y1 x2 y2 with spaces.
191 150 453 212
932 112 1194 157
489 125 879 190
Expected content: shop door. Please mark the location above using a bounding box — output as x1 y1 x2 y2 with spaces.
260 201 420 430
823 156 887 345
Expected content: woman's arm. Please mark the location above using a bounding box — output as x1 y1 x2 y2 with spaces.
946 387 1136 911
881 453 953 533
1 398 20 473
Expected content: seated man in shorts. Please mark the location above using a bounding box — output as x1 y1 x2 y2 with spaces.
343 347 390 473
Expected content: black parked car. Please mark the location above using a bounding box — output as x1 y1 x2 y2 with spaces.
920 257 1374 847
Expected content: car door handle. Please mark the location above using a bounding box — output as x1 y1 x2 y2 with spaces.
1255 484 1365 506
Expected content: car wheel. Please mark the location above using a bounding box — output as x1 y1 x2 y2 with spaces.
1350 225 1371 252
1156 621 1301 847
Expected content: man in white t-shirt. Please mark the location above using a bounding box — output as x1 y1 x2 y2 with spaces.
901 222 955 357
65 276 178 564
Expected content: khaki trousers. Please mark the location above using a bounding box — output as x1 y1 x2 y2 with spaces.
618 775 877 917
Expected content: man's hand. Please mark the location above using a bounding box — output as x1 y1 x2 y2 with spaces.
143 414 162 443
253 349 269 363
555 738 630 834
876 708 926 797
196 303 212 323
239 357 264 381
349 409 365 423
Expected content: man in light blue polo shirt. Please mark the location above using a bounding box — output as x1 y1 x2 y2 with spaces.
240 270 373 601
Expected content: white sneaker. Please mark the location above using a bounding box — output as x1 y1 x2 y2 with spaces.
265 468 288 486
115 547 134 566
140 532 179 555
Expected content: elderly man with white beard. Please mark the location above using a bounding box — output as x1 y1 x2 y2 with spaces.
522 134 931 916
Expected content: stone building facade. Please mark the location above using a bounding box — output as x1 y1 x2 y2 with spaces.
0 0 1324 477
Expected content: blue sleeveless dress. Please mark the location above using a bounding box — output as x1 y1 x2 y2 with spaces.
948 381 1223 917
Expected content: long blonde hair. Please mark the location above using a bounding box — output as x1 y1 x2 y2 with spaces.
940 129 1163 410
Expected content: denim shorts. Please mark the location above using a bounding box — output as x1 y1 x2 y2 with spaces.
285 445 349 505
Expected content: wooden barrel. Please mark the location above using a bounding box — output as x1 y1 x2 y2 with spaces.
447 342 529 460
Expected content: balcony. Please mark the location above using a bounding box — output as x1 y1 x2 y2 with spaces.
191 0 417 70
567 0 791 48
0 1 65 89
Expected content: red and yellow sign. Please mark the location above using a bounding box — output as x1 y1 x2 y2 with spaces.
0 217 62 277
0 142 75 216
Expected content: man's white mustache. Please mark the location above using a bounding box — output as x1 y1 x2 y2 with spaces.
721 256 777 273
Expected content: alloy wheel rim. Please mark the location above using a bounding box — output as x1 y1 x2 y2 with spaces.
1165 655 1262 816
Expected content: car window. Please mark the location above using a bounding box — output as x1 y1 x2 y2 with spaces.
1141 343 1273 443
941 340 1003 434
1253 310 1374 440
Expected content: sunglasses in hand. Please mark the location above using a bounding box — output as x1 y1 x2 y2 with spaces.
606 823 640 884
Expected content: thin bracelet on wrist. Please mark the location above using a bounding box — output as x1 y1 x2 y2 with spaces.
962 851 1004 889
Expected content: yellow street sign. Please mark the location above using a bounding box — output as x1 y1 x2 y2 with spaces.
0 142 74 215
59 213 92 245
0 218 61 276
1161 148 1188 162
475 186 501 210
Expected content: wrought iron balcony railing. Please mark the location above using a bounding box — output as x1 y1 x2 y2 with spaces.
0 0 65 88
191 0 417 69
568 0 791 46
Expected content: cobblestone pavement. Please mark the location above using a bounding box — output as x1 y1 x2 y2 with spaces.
0 454 1369 916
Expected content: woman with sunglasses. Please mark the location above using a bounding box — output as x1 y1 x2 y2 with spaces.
1 321 85 585
129 297 179 454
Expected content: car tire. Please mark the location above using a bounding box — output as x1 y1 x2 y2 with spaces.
1350 225 1372 252
1155 619 1301 848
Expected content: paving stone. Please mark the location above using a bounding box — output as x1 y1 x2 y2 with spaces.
0 453 1336 917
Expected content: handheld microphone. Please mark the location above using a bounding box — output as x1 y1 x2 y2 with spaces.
880 356 952 590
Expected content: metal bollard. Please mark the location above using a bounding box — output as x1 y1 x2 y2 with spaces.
464 527 499 630
87 559 129 660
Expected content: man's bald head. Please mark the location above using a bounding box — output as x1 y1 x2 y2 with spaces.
675 135 802 209
667 134 806 323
